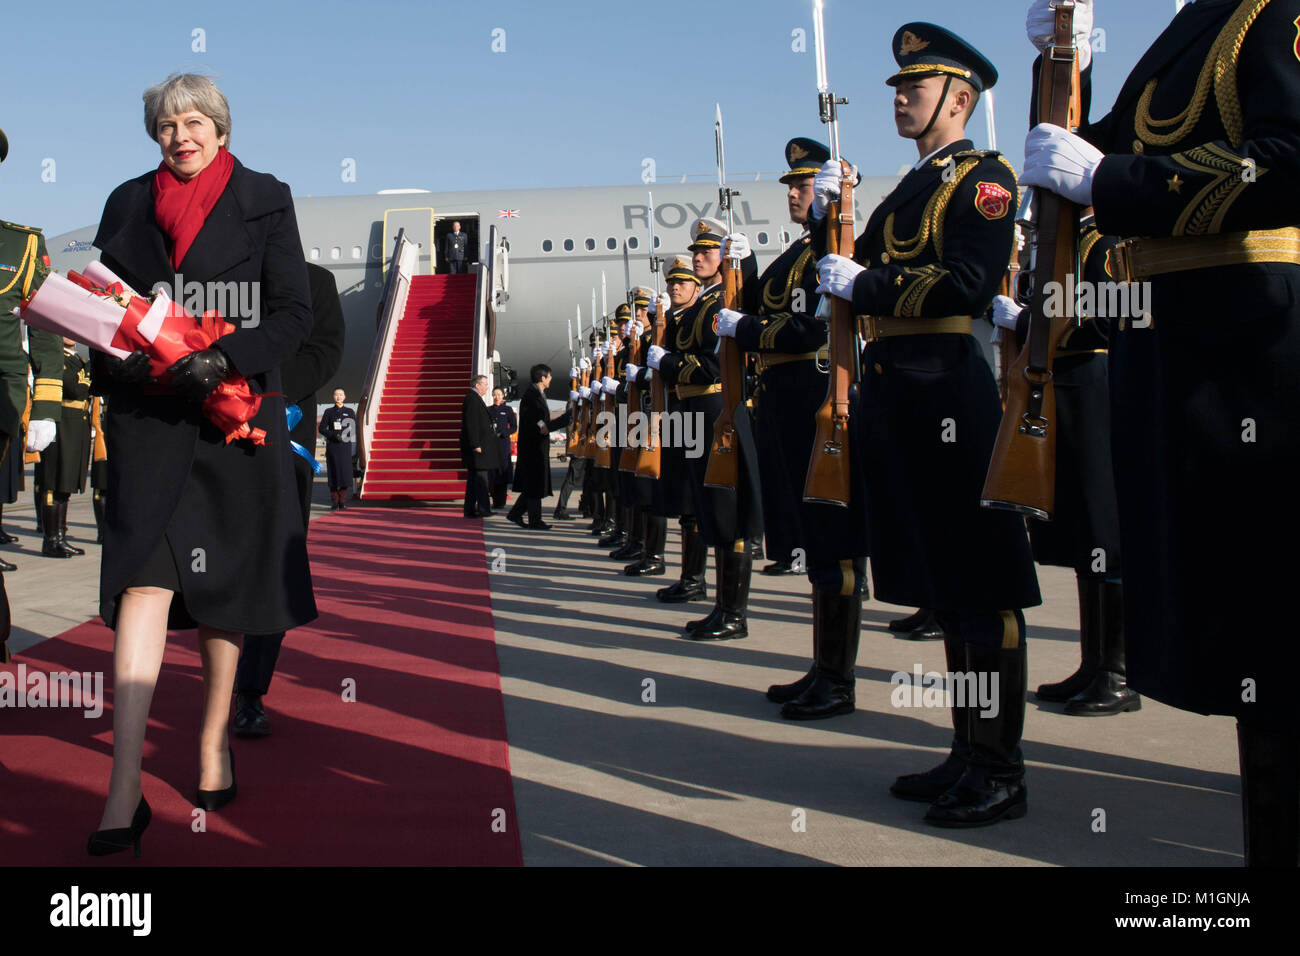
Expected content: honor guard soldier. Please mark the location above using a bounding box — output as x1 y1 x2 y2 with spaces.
37 339 93 557
815 24 1041 826
89 395 107 543
609 288 652 565
993 218 1139 717
643 256 705 599
647 218 763 641
716 137 871 716
1022 0 1300 865
596 306 630 550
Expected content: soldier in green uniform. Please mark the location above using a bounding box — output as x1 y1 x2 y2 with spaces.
0 126 66 658
36 340 92 557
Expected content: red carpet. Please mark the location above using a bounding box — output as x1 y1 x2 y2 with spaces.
0 506 522 866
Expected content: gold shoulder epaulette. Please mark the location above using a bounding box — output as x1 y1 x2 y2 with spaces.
0 219 43 233
952 148 1001 160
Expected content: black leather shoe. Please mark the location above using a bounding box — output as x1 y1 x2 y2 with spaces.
923 766 1027 828
683 604 726 636
0 556 15 573
507 512 527 528
1063 671 1142 716
42 535 72 558
766 666 816 703
0 529 17 544
553 508 575 521
780 673 853 718
686 612 748 641
195 749 237 811
233 692 271 738
762 561 797 575
87 796 151 858
656 580 707 602
625 556 665 576
529 520 552 530
888 608 931 632
610 541 642 561
903 620 945 641
890 750 968 802
598 530 626 549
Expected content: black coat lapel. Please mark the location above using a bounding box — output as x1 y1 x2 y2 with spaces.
97 181 172 293
1107 0 1237 117
177 178 254 280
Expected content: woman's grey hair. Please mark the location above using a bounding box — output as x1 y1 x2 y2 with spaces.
143 73 231 143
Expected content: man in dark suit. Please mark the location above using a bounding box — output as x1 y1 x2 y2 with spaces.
508 364 571 529
235 261 345 737
444 221 469 274
460 374 498 518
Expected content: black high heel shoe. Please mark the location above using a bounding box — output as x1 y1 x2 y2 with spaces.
195 748 237 811
87 795 151 858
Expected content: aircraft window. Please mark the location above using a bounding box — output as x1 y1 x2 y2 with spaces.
330 246 341 260
653 236 661 249
627 236 639 250
352 246 362 260
542 239 553 253
757 232 769 246
309 248 320 260
585 238 595 251
606 238 617 250
563 239 574 252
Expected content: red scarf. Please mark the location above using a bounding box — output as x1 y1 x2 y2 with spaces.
152 147 235 270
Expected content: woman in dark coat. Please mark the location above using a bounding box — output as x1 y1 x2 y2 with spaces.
318 387 357 509
486 386 516 509
508 365 570 529
86 73 316 854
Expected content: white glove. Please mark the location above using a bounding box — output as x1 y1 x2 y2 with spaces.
724 232 750 260
580 386 592 399
569 390 579 402
631 321 644 338
603 376 618 392
812 159 857 220
816 254 866 300
992 294 1024 332
26 418 56 453
1026 0 1093 72
537 420 548 434
646 345 667 370
1021 123 1104 207
644 367 654 382
591 380 603 395
625 363 640 380
594 345 606 360
716 308 744 338
579 356 592 371
569 366 578 378
656 293 671 317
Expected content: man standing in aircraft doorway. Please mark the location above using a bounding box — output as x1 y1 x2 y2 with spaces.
444 221 469 274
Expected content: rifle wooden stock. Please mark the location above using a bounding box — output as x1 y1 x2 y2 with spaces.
619 324 643 474
980 2 1082 520
566 369 581 456
635 306 668 480
702 261 744 490
803 163 856 506
581 365 597 460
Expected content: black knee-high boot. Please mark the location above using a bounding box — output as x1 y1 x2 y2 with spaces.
656 518 707 602
890 627 972 800
1064 580 1141 715
688 548 753 642
610 506 643 560
626 513 666 576
1037 574 1101 701
780 590 861 715
57 497 84 555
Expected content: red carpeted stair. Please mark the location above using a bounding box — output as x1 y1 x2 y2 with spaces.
0 507 521 866
363 274 477 502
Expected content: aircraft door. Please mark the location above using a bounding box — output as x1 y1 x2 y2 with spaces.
381 207 435 275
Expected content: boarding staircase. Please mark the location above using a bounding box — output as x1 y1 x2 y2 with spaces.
358 229 502 501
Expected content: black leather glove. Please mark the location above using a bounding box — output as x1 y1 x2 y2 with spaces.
93 350 153 394
166 347 231 403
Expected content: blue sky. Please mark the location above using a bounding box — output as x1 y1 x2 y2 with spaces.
3 0 1180 235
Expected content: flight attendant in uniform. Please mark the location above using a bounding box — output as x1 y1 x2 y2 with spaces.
1021 0 1300 865
815 25 1041 827
318 388 357 510
647 218 762 641
37 340 92 558
716 138 871 716
443 221 469 274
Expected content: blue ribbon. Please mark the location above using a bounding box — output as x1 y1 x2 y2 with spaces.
286 404 324 475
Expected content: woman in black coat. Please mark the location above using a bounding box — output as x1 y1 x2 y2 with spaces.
486 387 516 508
86 73 316 854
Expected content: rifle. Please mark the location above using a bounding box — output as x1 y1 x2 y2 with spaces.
803 0 855 507
637 193 666 480
980 0 1083 520
991 225 1024 405
703 103 745 491
593 274 613 468
582 292 599 460
566 310 581 457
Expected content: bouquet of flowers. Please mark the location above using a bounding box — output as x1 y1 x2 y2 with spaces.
20 261 267 445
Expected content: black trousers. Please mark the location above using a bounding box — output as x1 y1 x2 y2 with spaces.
508 495 542 525
448 260 468 274
237 452 314 697
464 469 492 516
